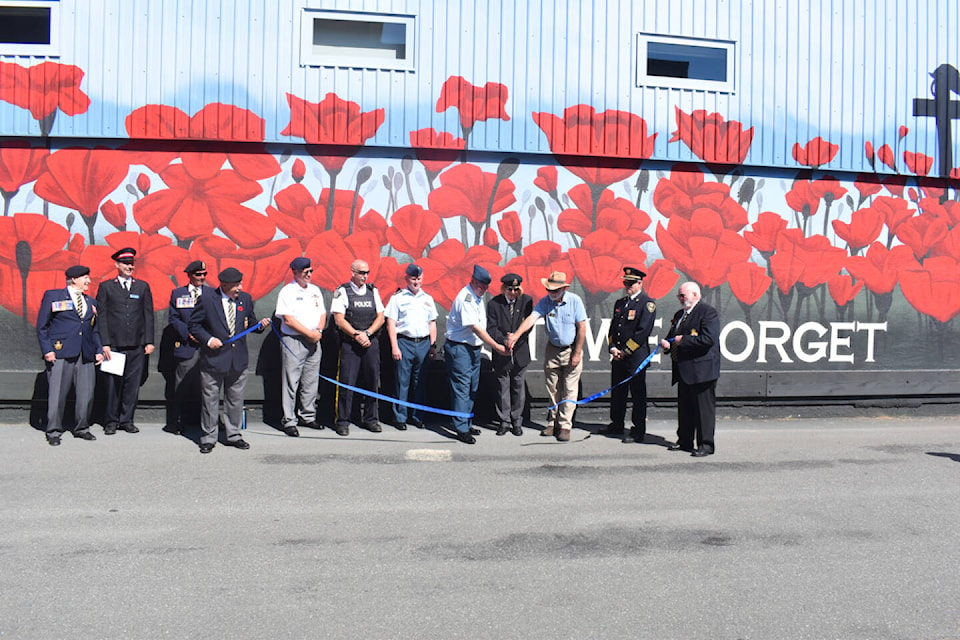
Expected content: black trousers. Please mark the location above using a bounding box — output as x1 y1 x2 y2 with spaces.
103 346 145 427
610 359 647 436
677 378 716 452
336 337 380 426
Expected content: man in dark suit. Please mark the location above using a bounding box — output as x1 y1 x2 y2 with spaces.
162 260 211 434
605 266 657 443
486 273 533 436
96 247 155 435
661 281 721 457
36 265 104 446
189 267 270 454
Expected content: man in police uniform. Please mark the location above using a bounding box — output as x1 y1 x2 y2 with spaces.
163 260 211 434
189 267 270 454
486 273 534 436
275 256 327 436
605 266 657 443
36 265 104 446
331 259 385 436
384 263 438 430
96 247 155 435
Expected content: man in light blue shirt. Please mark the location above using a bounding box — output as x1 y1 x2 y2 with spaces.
444 265 507 444
507 271 587 442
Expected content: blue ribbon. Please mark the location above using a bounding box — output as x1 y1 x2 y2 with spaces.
546 339 673 411
271 322 473 419
223 322 264 344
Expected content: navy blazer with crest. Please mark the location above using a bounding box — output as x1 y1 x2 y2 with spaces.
188 287 262 375
36 287 102 361
664 300 721 386
167 284 215 360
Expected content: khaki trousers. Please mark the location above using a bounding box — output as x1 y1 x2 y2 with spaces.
543 342 582 433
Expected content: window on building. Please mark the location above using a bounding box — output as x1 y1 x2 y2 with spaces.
300 9 415 71
636 34 734 92
0 0 58 55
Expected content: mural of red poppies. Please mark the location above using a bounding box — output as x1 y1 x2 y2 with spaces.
670 107 754 167
0 61 91 134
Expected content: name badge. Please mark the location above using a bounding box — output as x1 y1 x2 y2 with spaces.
130 294 140 299
175 296 194 308
51 300 74 312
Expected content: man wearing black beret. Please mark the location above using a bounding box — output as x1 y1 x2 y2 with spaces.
36 265 103 446
96 247 155 436
189 267 270 454
486 273 534 436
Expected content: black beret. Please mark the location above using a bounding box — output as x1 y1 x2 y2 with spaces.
290 257 311 271
405 263 423 277
218 267 243 283
184 260 206 274
65 265 90 278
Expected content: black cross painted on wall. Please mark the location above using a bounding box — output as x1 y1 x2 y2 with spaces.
913 64 960 179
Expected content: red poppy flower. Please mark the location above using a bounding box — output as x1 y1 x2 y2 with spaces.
532 105 656 187
558 184 653 242
792 137 839 167
653 164 748 231
81 231 188 310
669 107 754 166
643 259 680 300
845 242 916 295
876 144 896 171
744 212 788 254
827 274 863 307
655 210 752 288
899 256 960 322
854 174 883 202
267 184 378 249
99 200 127 230
497 210 523 245
0 213 71 276
427 163 516 225
728 262 772 305
483 227 499 248
832 209 884 253
871 195 915 235
291 158 306 183
436 76 510 132
895 215 948 260
903 151 933 176
409 128 465 176
416 239 503 309
133 155 274 247
813 176 848 203
534 166 558 195
568 229 648 295
373 256 407 308
357 209 388 247
386 204 442 259
0 61 91 121
304 230 384 294
769 231 846 293
33 147 130 218
190 235 300 301
0 141 49 199
281 93 385 173
917 198 960 229
785 180 822 218
136 173 151 195
899 126 909 138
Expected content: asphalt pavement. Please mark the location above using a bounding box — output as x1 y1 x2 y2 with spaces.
1 407 959 640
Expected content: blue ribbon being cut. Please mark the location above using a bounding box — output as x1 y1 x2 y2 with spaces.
223 322 262 344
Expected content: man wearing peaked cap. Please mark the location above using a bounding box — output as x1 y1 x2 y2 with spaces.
274 256 327 436
507 271 588 442
161 260 212 435
384 263 438 430
443 264 507 444
36 265 104 446
606 266 657 444
96 247 155 436
486 273 534 436
189 266 270 453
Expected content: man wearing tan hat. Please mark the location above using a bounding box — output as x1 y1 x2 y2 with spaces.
507 271 587 442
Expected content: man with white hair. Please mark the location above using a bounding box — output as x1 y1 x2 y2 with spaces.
661 281 721 457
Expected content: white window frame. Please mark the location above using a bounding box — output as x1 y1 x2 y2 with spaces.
299 9 415 71
0 0 59 56
635 33 735 93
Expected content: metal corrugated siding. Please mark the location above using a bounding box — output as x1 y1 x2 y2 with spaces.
1 0 959 174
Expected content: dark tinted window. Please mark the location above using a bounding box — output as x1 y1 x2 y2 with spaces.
647 42 727 82
0 7 51 45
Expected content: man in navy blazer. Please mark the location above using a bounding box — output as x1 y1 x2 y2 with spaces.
36 265 104 446
661 281 721 457
163 260 212 434
188 267 270 454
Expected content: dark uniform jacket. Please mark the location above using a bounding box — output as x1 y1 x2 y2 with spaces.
665 301 721 385
189 288 262 375
486 293 534 367
608 291 657 367
96 277 155 348
167 284 214 359
36 288 102 361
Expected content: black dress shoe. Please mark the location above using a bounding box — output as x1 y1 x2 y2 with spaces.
457 431 476 444
119 424 139 434
199 443 214 454
691 448 713 457
363 422 382 433
299 421 323 430
103 424 117 435
47 436 61 446
495 424 508 436
227 438 250 450
282 426 300 437
334 424 349 436
469 427 481 436
511 424 523 436
408 418 424 429
668 443 694 452
74 431 96 441
394 421 408 431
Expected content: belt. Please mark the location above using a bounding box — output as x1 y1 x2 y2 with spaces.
446 340 481 350
399 335 430 342
549 342 572 350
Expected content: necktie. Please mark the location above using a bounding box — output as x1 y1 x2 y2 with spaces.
122 279 130 292
226 299 236 336
192 286 200 303
75 292 85 318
